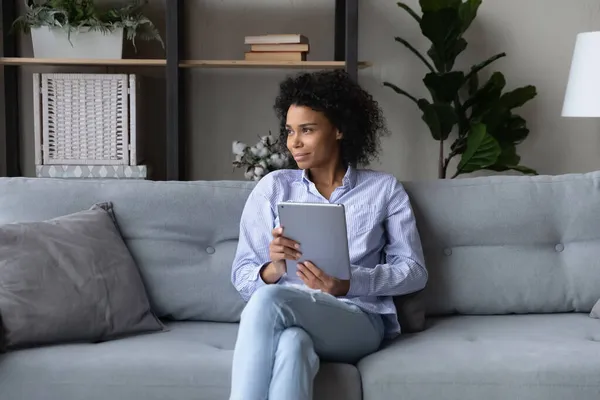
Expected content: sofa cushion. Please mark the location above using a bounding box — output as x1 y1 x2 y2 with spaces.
0 203 164 350
403 171 600 316
358 314 600 400
0 178 254 323
0 321 361 400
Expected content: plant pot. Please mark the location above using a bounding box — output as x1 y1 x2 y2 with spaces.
31 26 124 59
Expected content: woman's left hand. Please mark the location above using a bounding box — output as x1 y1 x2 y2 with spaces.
297 261 350 297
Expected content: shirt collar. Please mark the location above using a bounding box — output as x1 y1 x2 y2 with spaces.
299 165 357 189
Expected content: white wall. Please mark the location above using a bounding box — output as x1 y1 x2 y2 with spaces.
12 0 600 181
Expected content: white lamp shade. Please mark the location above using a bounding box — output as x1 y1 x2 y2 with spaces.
562 31 600 117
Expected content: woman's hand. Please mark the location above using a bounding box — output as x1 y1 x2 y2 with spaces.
261 227 301 284
297 261 350 297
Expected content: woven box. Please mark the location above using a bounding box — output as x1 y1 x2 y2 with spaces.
33 73 143 166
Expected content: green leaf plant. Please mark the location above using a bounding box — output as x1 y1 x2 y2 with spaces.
12 0 164 52
385 0 537 178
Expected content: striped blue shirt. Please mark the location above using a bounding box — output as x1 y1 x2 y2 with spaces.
231 166 428 337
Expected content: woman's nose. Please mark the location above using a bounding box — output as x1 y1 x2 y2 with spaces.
291 136 302 148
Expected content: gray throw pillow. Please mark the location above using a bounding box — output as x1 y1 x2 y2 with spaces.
0 203 164 351
394 289 427 333
591 299 600 319
0 313 6 352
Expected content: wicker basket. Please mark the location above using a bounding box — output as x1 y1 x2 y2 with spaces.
33 73 142 166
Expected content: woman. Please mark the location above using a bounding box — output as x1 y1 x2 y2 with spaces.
229 70 427 400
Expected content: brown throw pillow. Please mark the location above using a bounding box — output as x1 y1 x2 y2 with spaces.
0 203 165 350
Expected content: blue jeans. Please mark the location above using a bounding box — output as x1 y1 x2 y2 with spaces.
229 285 385 400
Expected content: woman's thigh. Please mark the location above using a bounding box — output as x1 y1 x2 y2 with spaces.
242 285 385 363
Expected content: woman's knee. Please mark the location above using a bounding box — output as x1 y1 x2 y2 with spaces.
277 328 319 369
242 285 293 319
277 328 314 355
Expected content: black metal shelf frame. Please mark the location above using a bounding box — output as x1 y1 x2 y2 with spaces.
2 0 20 177
1 0 360 180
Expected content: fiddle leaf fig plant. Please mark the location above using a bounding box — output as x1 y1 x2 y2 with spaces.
385 0 537 178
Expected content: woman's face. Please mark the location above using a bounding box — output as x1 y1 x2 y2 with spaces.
285 104 342 170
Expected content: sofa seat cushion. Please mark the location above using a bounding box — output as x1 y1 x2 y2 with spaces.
358 314 600 400
0 321 361 400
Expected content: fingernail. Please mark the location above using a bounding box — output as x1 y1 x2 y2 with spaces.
295 244 300 249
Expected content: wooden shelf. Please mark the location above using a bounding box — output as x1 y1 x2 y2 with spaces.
0 57 370 69
179 60 371 69
0 57 166 66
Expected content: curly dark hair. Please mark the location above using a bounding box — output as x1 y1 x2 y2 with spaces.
273 70 389 168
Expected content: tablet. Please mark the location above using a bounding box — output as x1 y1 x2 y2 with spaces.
277 202 351 281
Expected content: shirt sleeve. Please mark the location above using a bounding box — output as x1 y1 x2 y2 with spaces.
346 178 428 298
231 188 277 302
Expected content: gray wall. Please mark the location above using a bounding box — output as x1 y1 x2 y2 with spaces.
7 0 600 181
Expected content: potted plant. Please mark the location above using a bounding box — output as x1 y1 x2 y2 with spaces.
385 0 538 179
12 0 164 59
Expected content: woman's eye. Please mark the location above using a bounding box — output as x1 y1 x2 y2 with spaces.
302 128 312 133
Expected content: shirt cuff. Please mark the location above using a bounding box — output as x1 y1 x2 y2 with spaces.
346 265 371 297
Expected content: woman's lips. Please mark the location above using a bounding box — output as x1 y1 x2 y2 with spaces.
293 153 310 161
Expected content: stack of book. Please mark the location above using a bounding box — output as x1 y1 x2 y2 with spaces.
244 34 309 62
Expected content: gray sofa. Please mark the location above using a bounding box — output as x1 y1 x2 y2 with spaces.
1 171 599 400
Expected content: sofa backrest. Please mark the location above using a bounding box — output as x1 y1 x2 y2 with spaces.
1 172 600 320
403 171 600 316
0 178 253 323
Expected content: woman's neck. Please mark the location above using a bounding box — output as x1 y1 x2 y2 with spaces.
307 162 347 187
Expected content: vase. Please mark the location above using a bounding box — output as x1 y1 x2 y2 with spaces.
31 26 124 59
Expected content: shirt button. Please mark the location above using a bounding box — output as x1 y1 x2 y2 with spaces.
206 247 215 255
555 244 564 252
444 248 452 256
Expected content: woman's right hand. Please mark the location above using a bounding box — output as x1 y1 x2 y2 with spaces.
261 227 301 283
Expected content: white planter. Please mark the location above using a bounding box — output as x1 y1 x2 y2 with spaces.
31 26 124 59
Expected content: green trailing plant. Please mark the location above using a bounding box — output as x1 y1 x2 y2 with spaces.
12 0 164 51
385 0 537 179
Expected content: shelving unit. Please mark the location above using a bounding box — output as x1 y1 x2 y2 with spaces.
0 0 363 180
